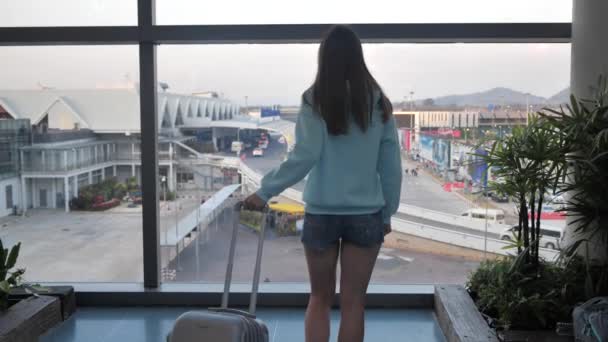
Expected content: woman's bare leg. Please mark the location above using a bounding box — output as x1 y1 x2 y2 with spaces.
304 244 339 342
338 242 381 342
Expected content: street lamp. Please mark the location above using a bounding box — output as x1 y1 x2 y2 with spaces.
410 91 415 110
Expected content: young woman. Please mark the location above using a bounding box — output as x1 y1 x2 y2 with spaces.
244 25 402 342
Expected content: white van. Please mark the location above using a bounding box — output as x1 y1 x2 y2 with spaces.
460 208 506 224
499 224 562 250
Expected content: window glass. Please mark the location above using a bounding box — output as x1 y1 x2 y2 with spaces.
0 1 136 27
156 43 570 285
0 46 142 282
157 0 571 25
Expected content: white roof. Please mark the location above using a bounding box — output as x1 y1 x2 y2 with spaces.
0 88 238 133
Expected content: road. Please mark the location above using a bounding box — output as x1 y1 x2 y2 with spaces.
240 134 493 238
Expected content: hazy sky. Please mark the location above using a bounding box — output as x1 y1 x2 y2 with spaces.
0 1 572 105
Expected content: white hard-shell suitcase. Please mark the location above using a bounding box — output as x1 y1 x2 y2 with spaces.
168 202 269 342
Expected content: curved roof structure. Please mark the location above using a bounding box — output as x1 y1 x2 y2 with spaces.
0 88 239 133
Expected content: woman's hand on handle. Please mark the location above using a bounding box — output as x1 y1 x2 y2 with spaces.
243 193 267 211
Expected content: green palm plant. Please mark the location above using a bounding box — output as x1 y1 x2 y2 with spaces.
540 77 608 261
0 238 24 310
474 116 566 267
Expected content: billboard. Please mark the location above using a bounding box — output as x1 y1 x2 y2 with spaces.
260 106 281 118
471 148 488 186
420 135 451 170
401 129 412 151
419 135 434 161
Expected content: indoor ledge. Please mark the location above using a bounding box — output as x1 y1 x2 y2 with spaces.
41 282 434 294
39 283 435 308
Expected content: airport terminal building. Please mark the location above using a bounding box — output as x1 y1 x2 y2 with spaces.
0 87 240 215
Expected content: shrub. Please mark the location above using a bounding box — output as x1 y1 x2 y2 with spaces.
90 198 121 211
467 256 589 331
240 210 263 231
112 182 127 199
126 176 138 191
164 191 176 201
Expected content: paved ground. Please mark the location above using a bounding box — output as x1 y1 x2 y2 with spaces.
166 211 479 285
400 159 470 215
0 209 144 282
0 206 478 284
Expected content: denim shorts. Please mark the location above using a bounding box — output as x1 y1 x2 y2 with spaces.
301 211 385 250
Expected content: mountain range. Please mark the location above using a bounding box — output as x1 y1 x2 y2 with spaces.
429 87 570 107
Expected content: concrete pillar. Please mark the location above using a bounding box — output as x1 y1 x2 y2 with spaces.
52 179 57 208
131 143 135 160
101 167 106 181
89 171 93 185
212 128 218 151
32 179 37 208
20 177 27 214
571 0 608 99
63 151 68 171
73 176 78 198
113 165 117 177
41 151 46 171
64 177 69 213
131 164 136 177
168 163 174 192
94 145 98 164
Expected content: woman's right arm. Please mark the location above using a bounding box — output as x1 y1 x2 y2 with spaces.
377 115 403 224
255 102 324 202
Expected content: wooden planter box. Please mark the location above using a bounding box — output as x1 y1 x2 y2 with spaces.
8 286 75 321
435 285 499 342
499 330 573 342
435 285 574 342
0 295 62 342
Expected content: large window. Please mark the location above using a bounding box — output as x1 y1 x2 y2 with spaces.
1 2 572 289
155 43 569 285
0 46 143 282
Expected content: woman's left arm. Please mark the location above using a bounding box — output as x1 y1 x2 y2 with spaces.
254 102 324 202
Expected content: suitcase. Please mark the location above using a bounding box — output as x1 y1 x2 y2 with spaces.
168 202 269 342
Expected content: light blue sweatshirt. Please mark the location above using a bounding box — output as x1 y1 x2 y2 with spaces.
256 94 402 224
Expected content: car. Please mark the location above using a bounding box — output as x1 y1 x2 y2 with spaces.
490 191 510 203
500 224 562 250
460 208 506 224
253 148 264 157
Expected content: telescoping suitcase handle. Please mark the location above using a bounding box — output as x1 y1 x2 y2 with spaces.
217 201 267 317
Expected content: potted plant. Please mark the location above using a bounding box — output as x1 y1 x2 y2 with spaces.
462 79 608 341
0 239 63 341
464 117 578 340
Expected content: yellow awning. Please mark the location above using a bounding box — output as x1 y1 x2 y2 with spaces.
269 202 305 215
